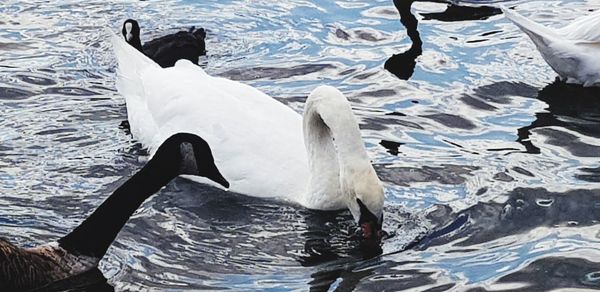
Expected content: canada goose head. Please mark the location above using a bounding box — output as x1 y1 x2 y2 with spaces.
154 133 229 188
121 19 143 52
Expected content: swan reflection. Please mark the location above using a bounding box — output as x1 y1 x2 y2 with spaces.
517 81 600 154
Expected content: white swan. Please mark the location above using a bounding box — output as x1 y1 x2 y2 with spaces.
108 31 385 239
502 6 600 87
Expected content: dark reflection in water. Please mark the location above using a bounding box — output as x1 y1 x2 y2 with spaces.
103 177 424 290
577 167 600 183
298 213 384 268
462 81 538 111
419 187 600 247
44 86 99 96
221 63 336 81
376 164 478 187
374 187 600 290
0 87 36 100
423 113 477 130
161 180 393 257
385 0 422 80
420 5 501 22
518 81 600 154
385 1 502 80
15 74 57 86
379 140 404 155
496 257 600 291
308 258 382 292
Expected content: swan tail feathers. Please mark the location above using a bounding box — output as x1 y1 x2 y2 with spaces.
108 28 157 71
108 28 158 99
501 6 557 49
108 28 161 147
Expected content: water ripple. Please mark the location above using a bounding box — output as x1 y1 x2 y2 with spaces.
0 0 599 290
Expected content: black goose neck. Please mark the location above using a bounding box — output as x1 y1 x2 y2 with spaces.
57 152 180 258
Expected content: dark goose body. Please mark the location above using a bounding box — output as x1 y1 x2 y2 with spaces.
0 133 228 291
0 241 98 290
122 19 206 68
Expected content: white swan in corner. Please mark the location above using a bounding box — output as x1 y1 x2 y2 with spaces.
108 30 385 239
502 6 600 87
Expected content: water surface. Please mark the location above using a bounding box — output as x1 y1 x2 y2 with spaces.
1 0 600 290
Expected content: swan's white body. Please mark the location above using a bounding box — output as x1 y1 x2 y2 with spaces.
109 31 383 219
502 7 600 87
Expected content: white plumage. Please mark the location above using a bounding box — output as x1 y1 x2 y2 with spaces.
109 30 384 222
502 6 600 87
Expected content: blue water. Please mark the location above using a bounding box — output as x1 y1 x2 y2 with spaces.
1 0 600 290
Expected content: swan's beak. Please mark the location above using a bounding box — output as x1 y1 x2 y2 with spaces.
357 199 383 241
360 221 383 241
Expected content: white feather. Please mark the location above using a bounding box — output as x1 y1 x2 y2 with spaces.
502 6 600 87
108 30 384 219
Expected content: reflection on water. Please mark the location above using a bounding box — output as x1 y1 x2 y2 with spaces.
385 0 502 80
420 4 502 22
518 81 600 154
385 0 422 80
1 0 600 290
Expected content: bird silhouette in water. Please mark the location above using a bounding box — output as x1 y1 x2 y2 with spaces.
384 0 501 80
385 0 423 80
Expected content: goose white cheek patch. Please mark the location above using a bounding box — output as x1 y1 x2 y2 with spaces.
125 22 133 41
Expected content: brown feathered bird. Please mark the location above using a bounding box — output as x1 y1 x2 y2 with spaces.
0 133 229 291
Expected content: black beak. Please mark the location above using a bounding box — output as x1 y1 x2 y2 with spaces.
207 170 229 189
167 133 230 189
357 199 383 241
360 221 382 241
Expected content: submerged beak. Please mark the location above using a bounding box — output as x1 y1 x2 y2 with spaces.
356 199 383 242
360 221 383 241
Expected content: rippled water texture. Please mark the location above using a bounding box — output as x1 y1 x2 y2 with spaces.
1 0 600 290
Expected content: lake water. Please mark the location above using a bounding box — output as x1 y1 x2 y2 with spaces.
1 0 600 290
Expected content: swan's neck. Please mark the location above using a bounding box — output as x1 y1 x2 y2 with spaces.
302 91 371 209
58 157 178 258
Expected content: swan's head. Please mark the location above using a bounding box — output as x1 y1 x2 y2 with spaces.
347 171 384 241
121 19 142 51
154 133 229 188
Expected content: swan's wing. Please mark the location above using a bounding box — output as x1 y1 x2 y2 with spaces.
502 8 600 85
502 7 571 65
557 10 600 42
533 36 600 85
501 6 561 50
137 61 309 197
111 30 310 197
